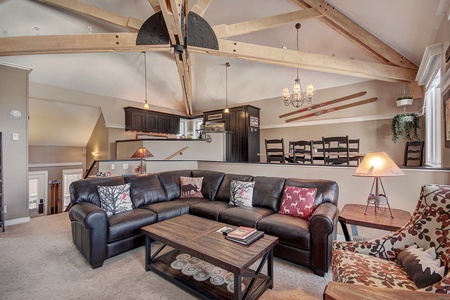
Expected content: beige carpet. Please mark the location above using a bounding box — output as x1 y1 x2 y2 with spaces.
0 213 331 300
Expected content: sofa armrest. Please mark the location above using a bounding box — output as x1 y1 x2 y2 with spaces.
69 202 108 268
309 202 338 276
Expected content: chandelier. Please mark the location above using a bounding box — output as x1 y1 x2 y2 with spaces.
282 23 313 108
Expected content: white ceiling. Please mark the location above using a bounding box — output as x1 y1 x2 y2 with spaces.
0 0 448 146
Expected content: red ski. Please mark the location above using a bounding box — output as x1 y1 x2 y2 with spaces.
286 97 377 123
279 91 367 119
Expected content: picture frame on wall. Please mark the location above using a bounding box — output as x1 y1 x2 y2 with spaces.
444 87 450 148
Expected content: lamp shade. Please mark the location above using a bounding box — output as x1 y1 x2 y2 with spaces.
353 152 404 177
130 147 153 159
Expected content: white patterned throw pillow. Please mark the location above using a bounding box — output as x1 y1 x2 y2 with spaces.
97 183 133 216
229 180 255 207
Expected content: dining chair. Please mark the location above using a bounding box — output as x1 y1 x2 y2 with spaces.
289 140 313 164
348 138 360 165
322 136 350 165
265 138 287 163
312 140 325 163
404 141 424 166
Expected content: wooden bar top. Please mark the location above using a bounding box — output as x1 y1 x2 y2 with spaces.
339 204 411 232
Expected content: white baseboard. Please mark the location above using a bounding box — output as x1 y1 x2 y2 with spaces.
5 217 30 227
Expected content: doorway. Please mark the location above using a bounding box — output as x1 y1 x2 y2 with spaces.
62 169 82 211
28 171 48 217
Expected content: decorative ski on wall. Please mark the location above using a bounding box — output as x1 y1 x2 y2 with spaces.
285 97 378 123
279 91 367 119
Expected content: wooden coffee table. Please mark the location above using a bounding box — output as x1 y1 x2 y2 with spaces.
141 214 279 300
339 204 411 241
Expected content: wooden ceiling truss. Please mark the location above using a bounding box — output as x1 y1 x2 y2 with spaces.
0 0 420 116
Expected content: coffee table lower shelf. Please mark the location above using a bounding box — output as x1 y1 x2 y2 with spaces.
148 248 270 300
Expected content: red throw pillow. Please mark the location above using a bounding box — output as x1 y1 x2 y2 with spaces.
180 177 203 198
278 186 317 219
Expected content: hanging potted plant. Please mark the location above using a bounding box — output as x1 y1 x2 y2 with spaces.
391 113 421 143
396 82 414 107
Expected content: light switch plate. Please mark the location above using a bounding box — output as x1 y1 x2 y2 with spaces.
123 163 128 169
12 133 19 140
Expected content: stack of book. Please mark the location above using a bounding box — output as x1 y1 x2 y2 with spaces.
224 226 264 245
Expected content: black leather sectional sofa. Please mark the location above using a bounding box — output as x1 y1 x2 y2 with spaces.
69 169 339 276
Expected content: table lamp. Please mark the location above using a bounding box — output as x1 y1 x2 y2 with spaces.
353 151 404 218
131 147 153 174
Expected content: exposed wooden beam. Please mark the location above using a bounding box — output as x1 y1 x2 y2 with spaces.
213 9 322 39
189 39 417 82
158 0 193 116
291 0 418 70
0 34 170 56
148 0 161 12
38 0 143 32
191 0 212 17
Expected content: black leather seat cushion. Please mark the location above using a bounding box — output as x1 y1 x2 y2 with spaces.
219 206 274 227
141 200 190 222
158 170 193 200
190 201 233 221
257 213 310 250
108 208 157 243
125 174 168 207
70 177 127 207
252 176 286 211
192 170 225 200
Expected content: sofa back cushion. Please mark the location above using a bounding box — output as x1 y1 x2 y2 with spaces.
284 178 338 209
192 170 225 200
124 174 168 207
252 176 286 212
215 174 253 202
158 170 192 200
69 176 127 207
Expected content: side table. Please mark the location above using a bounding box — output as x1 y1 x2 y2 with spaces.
339 204 411 241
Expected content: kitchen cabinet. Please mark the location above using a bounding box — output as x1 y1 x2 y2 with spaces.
124 107 180 134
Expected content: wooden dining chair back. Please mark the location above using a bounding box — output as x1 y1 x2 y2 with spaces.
265 138 286 163
404 141 424 166
322 136 350 165
347 138 360 165
289 140 313 164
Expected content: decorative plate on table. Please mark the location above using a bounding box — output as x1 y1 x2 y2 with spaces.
193 270 210 282
210 267 227 278
170 260 188 270
227 282 246 293
210 275 225 286
224 272 234 284
181 264 200 276
176 253 191 261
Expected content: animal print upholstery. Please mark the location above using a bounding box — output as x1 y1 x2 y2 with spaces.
332 184 450 293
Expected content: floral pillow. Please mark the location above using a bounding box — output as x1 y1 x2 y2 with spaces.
97 183 133 216
278 186 316 219
397 245 446 289
180 176 203 198
229 180 255 207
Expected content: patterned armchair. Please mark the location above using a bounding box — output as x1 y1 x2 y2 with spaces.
332 184 450 293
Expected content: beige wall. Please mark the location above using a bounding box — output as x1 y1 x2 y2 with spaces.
86 113 109 170
0 63 30 221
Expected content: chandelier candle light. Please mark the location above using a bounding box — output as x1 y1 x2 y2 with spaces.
353 152 405 218
224 62 230 113
143 51 150 109
282 23 314 108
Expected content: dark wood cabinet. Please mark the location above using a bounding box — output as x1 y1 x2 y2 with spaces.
203 105 260 162
124 107 180 134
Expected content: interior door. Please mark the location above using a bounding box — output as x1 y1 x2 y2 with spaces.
28 171 48 216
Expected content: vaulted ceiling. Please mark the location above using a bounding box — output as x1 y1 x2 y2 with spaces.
0 0 447 118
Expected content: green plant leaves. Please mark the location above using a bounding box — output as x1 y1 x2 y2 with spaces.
391 113 421 143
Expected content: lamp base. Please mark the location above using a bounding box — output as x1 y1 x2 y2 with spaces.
363 177 394 218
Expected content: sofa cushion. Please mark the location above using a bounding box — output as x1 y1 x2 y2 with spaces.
180 176 204 198
252 176 285 212
257 213 310 250
108 208 157 243
285 178 338 208
215 174 253 202
229 180 255 207
70 176 127 207
192 170 225 200
397 245 445 289
332 248 416 290
124 174 168 207
219 206 273 228
141 200 190 222
278 186 316 219
97 183 133 216
190 201 233 221
158 170 192 200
